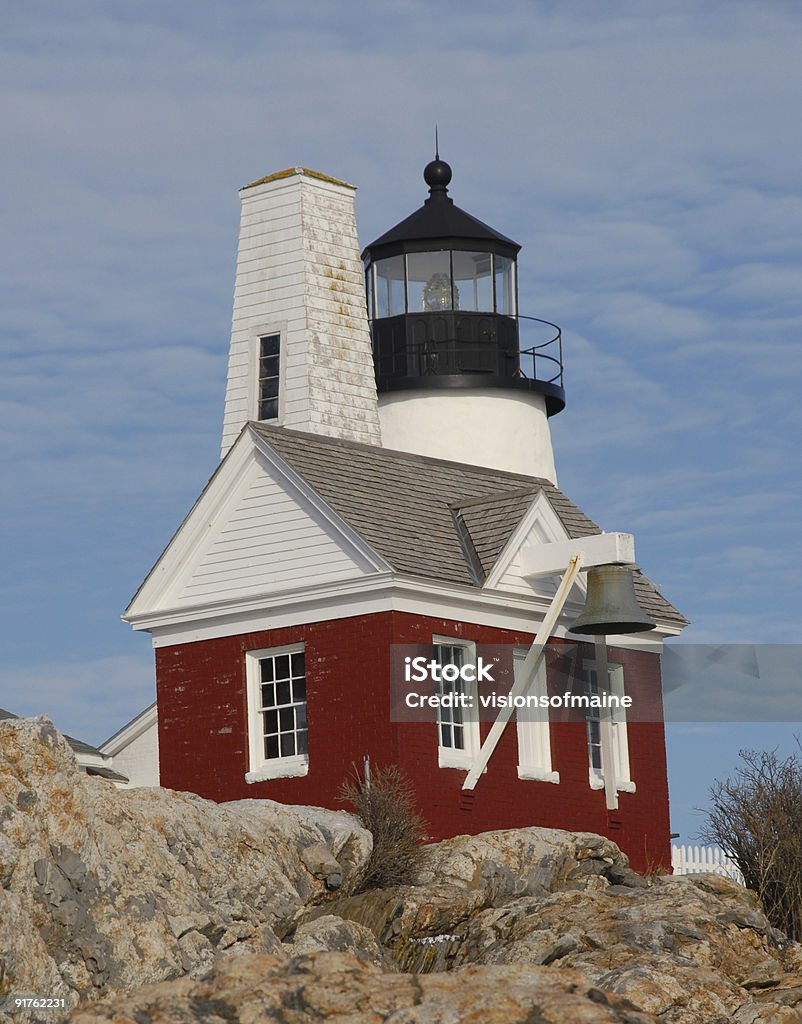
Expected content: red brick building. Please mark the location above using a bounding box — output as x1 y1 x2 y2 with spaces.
124 160 686 872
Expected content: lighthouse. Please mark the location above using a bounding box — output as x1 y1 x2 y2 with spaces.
363 155 564 481
123 157 687 874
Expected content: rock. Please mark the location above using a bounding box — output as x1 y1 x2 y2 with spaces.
3 715 802 1024
441 872 802 1022
289 915 392 967
0 716 371 1018
300 841 344 889
298 831 802 1022
415 826 635 899
70 951 659 1023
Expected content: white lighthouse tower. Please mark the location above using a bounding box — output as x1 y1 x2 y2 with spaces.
362 155 565 482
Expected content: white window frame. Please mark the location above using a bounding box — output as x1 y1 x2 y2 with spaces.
245 643 309 783
515 647 559 783
249 326 286 425
432 636 481 771
584 659 635 793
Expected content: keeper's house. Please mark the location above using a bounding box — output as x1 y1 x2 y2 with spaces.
123 159 687 872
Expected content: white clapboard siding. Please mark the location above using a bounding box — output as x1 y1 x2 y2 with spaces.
110 720 160 788
174 454 370 605
672 844 745 885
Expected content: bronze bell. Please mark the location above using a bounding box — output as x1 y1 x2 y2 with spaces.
570 565 656 635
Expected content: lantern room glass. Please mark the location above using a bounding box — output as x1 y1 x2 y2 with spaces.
452 250 493 312
374 255 405 318
407 251 452 312
494 254 515 315
370 250 516 318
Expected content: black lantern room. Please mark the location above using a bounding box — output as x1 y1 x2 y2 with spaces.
362 157 565 416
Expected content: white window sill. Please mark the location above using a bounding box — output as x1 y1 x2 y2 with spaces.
438 750 486 772
245 756 309 783
517 766 560 784
589 773 636 793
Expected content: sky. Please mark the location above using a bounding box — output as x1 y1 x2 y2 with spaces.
1 0 801 842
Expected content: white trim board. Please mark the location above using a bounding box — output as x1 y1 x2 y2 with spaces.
100 702 158 757
139 572 677 650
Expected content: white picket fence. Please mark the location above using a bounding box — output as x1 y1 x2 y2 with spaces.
672 843 745 885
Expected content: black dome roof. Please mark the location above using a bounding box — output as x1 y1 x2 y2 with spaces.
363 160 520 260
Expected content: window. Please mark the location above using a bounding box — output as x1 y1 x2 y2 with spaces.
584 661 634 793
258 334 281 420
494 254 515 315
245 645 308 782
515 648 559 783
433 638 480 770
452 251 493 312
373 256 405 318
407 251 452 312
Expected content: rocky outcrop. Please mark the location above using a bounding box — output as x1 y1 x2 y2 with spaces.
298 829 802 1020
0 717 370 1020
1 715 801 1024
71 951 660 1024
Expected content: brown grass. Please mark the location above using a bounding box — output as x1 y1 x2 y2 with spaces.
339 763 429 894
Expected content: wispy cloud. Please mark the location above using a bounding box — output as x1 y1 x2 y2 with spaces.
0 3 800 827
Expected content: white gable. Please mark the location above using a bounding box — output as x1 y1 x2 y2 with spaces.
101 704 160 788
485 491 585 606
175 455 370 605
125 428 389 624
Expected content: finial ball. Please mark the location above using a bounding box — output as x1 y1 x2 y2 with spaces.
424 159 452 190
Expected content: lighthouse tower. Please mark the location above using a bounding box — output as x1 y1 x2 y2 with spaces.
363 156 565 482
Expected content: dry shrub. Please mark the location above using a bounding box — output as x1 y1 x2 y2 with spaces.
700 744 802 941
339 764 428 893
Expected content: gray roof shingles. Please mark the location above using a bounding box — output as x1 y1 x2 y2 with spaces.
253 424 687 628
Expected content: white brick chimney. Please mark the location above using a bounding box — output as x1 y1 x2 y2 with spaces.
221 168 382 457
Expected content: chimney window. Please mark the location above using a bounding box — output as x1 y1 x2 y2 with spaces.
258 334 281 420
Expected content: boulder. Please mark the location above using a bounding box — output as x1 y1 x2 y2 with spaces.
0 716 371 1018
289 915 392 968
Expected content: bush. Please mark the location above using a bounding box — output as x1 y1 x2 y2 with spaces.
700 744 802 941
339 763 429 893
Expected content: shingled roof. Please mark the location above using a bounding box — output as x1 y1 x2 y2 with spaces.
253 424 687 629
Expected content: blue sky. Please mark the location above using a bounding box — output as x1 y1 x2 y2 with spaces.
1 1 800 841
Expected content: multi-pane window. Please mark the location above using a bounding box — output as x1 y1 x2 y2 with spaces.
585 667 603 777
435 643 467 752
433 639 479 770
259 650 307 760
258 335 280 420
245 645 309 782
583 662 633 792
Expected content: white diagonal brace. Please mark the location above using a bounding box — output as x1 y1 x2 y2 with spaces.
462 554 584 791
